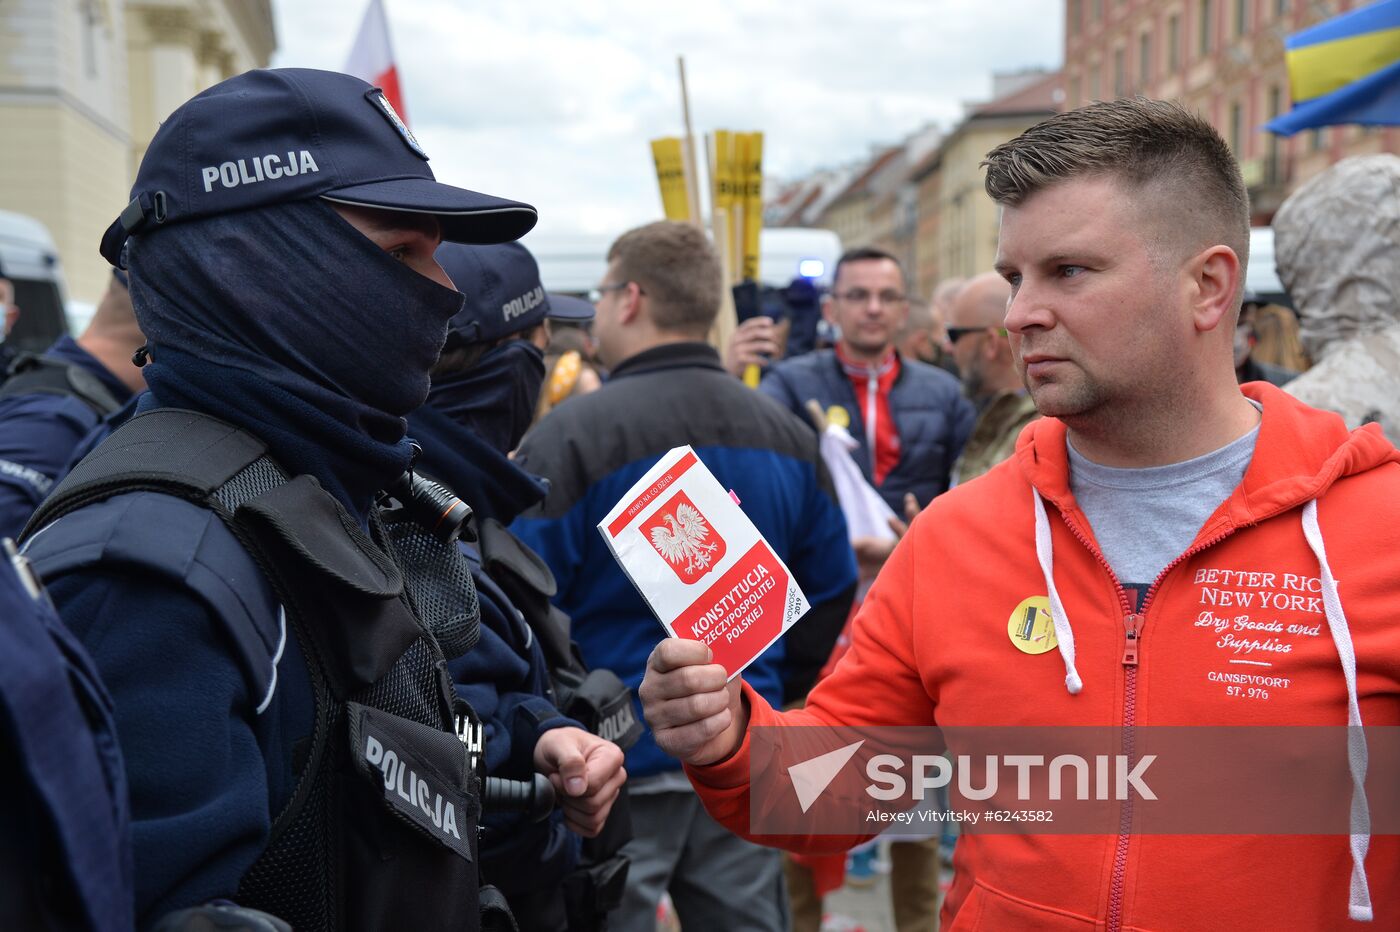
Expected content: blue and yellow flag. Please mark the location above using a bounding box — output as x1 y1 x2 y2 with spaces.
1267 0 1400 135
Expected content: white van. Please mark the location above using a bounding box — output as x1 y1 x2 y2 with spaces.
1246 226 1289 306
0 210 71 353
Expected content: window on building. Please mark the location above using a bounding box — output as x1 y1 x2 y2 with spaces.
1090 65 1102 101
1092 0 1103 23
80 0 102 79
1229 101 1243 154
1168 13 1182 69
1311 128 1326 152
1199 0 1214 55
1235 0 1249 35
1139 32 1152 85
1070 0 1082 33
1114 47 1126 96
1275 0 1290 17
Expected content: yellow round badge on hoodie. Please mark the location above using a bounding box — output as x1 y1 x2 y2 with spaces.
825 405 851 430
1008 596 1058 654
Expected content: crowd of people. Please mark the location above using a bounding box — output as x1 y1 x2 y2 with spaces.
1 66 1398 932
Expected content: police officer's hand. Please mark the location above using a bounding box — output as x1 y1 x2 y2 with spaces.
724 316 780 377
533 727 626 837
640 639 746 766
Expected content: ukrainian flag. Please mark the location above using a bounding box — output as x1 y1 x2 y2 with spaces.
1266 0 1400 136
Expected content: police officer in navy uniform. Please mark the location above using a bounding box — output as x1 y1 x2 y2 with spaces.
409 242 633 930
18 68 626 931
0 268 145 537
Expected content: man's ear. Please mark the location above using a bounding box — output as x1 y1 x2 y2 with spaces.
1190 245 1242 334
820 295 835 326
618 281 644 326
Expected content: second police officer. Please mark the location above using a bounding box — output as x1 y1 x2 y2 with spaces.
408 240 632 930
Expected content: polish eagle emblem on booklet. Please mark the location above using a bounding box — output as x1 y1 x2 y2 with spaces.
598 445 811 679
642 491 726 583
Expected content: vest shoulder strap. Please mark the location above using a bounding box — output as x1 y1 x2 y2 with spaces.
22 407 267 541
0 352 123 417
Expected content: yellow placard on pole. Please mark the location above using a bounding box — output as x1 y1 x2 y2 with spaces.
742 132 764 283
730 132 747 281
650 137 690 222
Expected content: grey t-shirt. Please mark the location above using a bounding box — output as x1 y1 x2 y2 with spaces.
1067 411 1261 592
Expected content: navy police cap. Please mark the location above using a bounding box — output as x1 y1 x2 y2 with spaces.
101 68 538 266
437 241 593 346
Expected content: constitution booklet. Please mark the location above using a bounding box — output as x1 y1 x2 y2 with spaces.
598 445 811 679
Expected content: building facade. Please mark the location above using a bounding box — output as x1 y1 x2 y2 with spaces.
928 73 1062 284
0 0 275 305
1063 0 1400 222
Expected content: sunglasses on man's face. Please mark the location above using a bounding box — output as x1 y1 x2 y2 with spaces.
947 326 1009 344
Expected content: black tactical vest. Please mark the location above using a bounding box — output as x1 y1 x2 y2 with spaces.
0 352 125 416
25 409 487 932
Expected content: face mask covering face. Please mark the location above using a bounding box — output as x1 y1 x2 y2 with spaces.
127 198 465 514
426 338 546 454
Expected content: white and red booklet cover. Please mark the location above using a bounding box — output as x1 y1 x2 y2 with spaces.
598 445 811 679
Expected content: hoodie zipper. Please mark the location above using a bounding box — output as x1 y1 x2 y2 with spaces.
1056 509 1236 932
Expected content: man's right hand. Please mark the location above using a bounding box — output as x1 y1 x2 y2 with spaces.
723 316 781 378
639 639 747 766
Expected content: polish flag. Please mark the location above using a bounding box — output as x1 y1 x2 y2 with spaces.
345 0 408 125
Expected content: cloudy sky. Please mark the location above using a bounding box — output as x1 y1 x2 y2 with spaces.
272 0 1063 239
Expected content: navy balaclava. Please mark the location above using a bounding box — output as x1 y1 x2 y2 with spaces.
129 198 464 516
424 339 545 454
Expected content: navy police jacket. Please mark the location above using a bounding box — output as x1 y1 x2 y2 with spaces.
758 348 974 512
0 337 132 537
511 342 858 781
24 485 311 927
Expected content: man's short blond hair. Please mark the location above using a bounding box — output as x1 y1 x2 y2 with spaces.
982 98 1250 277
607 221 722 336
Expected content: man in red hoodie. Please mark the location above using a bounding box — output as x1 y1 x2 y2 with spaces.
638 97 1400 929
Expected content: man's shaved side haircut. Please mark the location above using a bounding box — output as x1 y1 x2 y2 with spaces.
982 98 1250 276
608 221 722 336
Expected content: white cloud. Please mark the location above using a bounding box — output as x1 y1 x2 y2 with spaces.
272 0 1062 238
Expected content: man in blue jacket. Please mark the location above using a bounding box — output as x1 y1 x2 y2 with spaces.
759 247 975 516
407 240 626 930
0 269 145 536
512 220 858 932
18 68 617 931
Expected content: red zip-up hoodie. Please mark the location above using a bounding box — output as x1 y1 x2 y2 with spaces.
687 383 1400 929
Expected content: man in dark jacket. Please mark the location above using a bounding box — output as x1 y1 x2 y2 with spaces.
17 68 611 931
0 269 145 536
758 247 974 516
511 221 857 932
407 240 625 929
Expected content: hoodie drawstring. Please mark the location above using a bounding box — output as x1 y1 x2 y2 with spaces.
1032 489 1083 695
1302 499 1373 923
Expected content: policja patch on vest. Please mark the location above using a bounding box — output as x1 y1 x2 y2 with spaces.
351 704 474 862
1008 595 1059 654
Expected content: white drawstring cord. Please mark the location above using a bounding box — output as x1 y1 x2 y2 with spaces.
1301 499 1373 922
1031 489 1083 695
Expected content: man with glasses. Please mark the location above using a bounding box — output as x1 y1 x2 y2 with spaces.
945 271 1040 485
511 220 857 932
759 247 973 517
